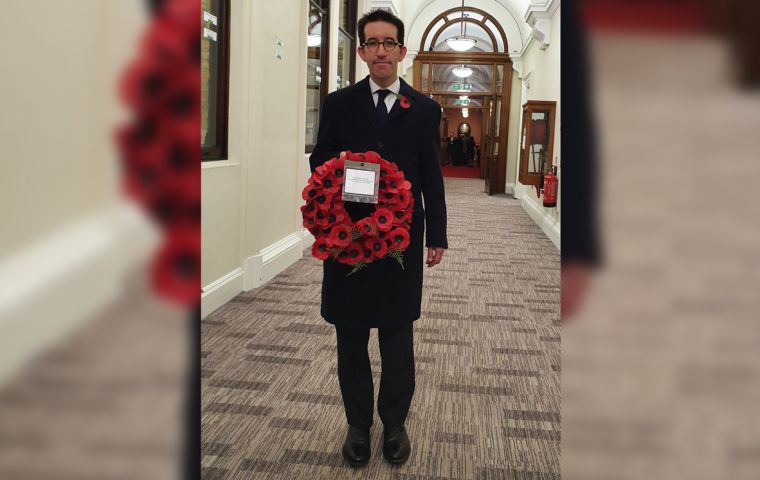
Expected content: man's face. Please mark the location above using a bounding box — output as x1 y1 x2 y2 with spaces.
357 21 407 85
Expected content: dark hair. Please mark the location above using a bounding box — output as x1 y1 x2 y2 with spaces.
357 9 405 46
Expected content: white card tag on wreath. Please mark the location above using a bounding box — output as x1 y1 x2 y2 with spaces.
342 160 380 204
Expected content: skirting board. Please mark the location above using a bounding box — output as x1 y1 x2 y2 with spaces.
0 202 158 386
243 231 310 291
201 230 312 319
521 194 561 249
200 268 243 319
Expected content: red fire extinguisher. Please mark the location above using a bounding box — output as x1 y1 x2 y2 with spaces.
543 166 558 208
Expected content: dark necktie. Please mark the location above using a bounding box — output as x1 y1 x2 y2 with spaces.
375 89 390 125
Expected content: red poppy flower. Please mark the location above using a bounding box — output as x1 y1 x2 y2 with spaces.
321 173 341 195
314 163 328 178
311 237 332 260
119 55 170 113
399 95 411 109
151 226 200 306
388 228 411 250
346 151 366 162
380 159 398 172
336 248 351 264
303 213 317 230
379 190 399 204
301 202 316 214
361 247 374 262
356 218 376 236
325 159 345 180
373 208 393 231
392 208 412 225
343 242 364 265
314 210 330 227
397 189 412 209
363 151 382 164
314 192 332 211
382 173 405 193
138 177 199 229
379 230 394 248
329 224 353 247
302 183 318 201
325 210 346 227
365 236 388 259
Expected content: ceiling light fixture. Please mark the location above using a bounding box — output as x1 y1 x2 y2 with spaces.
452 65 473 78
445 0 477 52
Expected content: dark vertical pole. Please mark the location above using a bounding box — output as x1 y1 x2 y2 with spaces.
184 304 201 480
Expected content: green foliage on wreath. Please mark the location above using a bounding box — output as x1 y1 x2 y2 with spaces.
387 249 405 270
347 262 368 276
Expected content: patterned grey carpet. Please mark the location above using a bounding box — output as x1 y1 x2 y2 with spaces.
202 178 561 479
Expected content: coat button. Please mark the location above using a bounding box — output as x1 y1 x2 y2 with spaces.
377 141 384 148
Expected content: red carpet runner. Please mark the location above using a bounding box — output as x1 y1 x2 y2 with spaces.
441 165 481 179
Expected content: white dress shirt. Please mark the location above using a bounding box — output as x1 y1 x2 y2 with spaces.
369 77 400 113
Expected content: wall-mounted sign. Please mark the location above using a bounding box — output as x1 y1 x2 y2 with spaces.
203 27 217 42
451 83 472 91
203 11 218 26
454 98 471 105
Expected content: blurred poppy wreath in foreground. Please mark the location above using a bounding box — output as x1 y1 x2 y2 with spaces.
302 151 413 275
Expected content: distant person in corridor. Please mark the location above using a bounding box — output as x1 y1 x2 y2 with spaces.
309 9 448 468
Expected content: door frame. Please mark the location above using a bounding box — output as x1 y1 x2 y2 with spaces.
412 52 513 194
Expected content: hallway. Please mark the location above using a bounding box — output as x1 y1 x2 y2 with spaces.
201 177 560 479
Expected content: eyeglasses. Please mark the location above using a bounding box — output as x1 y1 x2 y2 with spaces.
361 39 402 52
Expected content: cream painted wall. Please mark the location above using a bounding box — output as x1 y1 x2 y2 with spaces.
514 3 560 226
202 0 311 294
246 1 308 251
201 162 242 285
201 0 245 287
0 0 143 256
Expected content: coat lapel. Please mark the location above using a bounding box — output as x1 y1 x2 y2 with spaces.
385 79 415 126
351 77 380 129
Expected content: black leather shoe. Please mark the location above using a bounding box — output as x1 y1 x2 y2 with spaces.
342 425 370 467
382 425 411 464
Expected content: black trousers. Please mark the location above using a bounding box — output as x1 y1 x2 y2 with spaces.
335 323 415 428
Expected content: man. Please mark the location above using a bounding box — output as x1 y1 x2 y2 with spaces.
445 135 456 165
451 134 464 166
561 0 600 318
309 9 447 468
465 135 475 167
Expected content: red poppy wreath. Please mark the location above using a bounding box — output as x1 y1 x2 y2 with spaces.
302 151 413 275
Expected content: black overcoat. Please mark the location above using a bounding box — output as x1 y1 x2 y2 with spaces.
309 76 448 329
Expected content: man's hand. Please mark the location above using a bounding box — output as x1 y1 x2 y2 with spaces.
561 262 593 320
426 247 445 268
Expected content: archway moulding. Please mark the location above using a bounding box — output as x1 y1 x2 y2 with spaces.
404 0 530 58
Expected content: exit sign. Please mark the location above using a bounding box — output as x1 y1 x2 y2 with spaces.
454 98 471 105
451 83 472 91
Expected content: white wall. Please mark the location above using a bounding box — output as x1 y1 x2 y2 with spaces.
513 1 560 248
0 0 132 254
203 0 335 317
0 1 159 384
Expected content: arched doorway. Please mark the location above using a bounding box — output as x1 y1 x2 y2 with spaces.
412 7 513 195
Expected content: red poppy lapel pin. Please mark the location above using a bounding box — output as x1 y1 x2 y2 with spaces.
398 95 411 109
